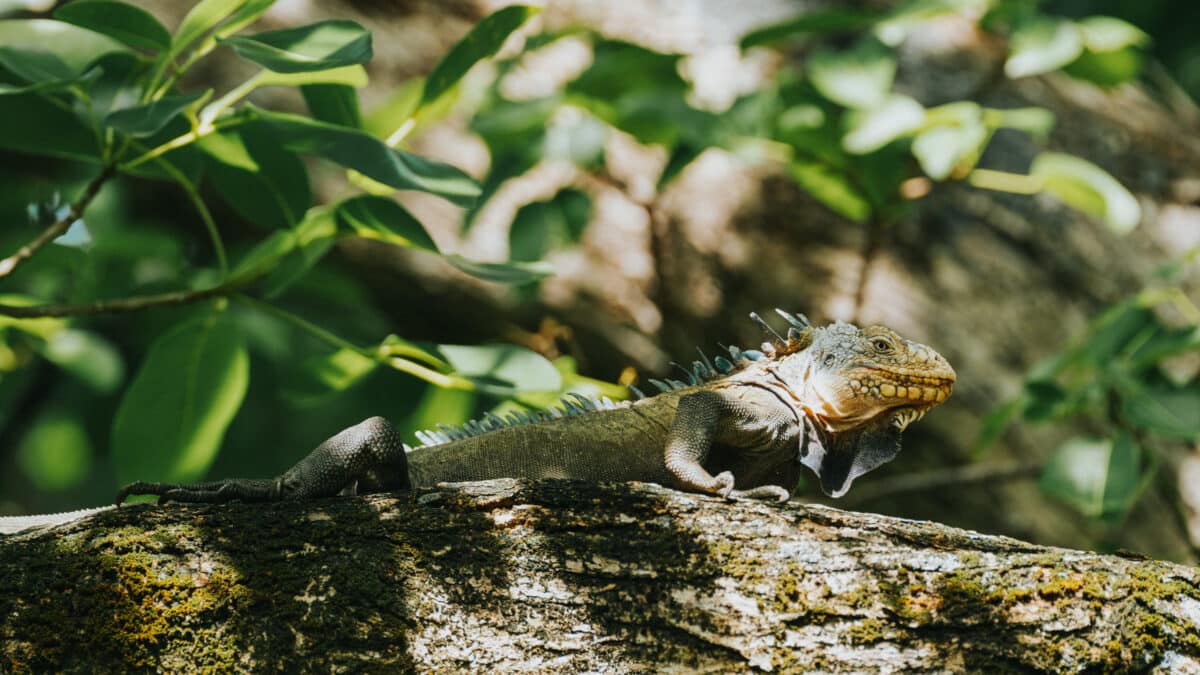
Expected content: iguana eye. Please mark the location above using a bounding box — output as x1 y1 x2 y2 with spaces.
872 338 893 352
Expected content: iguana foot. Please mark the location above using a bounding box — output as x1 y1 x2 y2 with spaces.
712 471 737 498
116 478 281 505
728 485 791 502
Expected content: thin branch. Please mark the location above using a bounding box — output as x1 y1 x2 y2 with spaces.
0 283 239 319
839 461 1044 506
0 166 115 279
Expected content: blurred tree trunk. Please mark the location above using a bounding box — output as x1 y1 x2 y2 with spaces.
2 480 1198 672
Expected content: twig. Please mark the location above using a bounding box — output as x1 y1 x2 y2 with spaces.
839 461 1043 506
0 166 115 279
0 283 239 319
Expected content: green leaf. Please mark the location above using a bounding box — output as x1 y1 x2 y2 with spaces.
788 160 871 222
259 204 338 298
445 254 554 285
18 412 92 492
201 125 312 230
1005 18 1082 78
1039 433 1145 519
988 106 1055 139
229 230 296 284
739 9 878 49
256 64 368 89
1078 302 1154 366
39 328 125 394
1076 16 1148 53
1129 324 1200 370
364 76 424 138
0 46 76 89
105 91 205 137
568 39 686 102
842 94 925 154
112 313 250 483
912 102 987 180
172 0 245 56
286 347 378 406
0 92 100 161
1121 380 1200 441
54 0 171 52
1030 152 1140 234
335 195 438 251
1063 47 1142 87
973 394 1025 455
218 20 372 73
301 83 362 128
421 5 540 107
0 19 128 71
509 188 592 261
808 37 896 109
437 343 561 396
254 108 481 207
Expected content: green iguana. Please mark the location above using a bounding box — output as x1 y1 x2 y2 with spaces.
0 311 954 534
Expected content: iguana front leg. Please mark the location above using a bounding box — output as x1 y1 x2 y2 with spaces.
116 417 410 505
664 391 791 502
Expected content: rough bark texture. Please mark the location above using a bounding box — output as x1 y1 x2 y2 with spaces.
3 479 1198 673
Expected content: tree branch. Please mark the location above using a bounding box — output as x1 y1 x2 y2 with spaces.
2 479 1197 672
0 283 239 319
0 166 115 279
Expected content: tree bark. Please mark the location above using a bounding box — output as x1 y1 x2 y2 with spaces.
2 480 1197 673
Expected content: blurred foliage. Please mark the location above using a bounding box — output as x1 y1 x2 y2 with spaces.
0 0 1193 535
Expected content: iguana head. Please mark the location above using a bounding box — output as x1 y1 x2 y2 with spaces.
759 315 955 497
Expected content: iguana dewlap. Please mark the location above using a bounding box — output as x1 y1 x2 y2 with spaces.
114 311 955 507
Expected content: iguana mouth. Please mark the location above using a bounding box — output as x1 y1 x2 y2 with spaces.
890 407 928 431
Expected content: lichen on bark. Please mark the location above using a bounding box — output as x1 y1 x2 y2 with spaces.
2 479 1198 672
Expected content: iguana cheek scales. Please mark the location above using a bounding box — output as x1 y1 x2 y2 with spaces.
109 312 956 511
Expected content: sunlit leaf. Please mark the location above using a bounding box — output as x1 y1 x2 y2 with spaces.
39 328 125 393
18 412 92 492
334 195 438 251
1005 18 1082 78
1030 152 1140 233
788 160 871 222
808 37 896 109
259 204 339 298
256 64 368 88
0 19 127 71
1076 16 1148 52
842 94 925 154
421 5 540 107
437 343 561 396
229 230 296 284
988 106 1055 139
173 0 244 56
912 102 987 180
112 313 249 483
286 347 378 406
444 254 554 285
202 125 312 229
105 91 206 137
54 0 171 52
219 20 372 73
1063 47 1142 87
1039 433 1144 519
254 107 480 207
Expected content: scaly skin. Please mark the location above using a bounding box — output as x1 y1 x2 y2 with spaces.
0 313 955 534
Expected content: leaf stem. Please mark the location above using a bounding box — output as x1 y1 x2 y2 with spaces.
0 283 240 319
234 294 468 389
967 168 1043 195
0 165 115 279
148 157 228 274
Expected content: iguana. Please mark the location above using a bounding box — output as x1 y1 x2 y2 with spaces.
0 311 954 534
